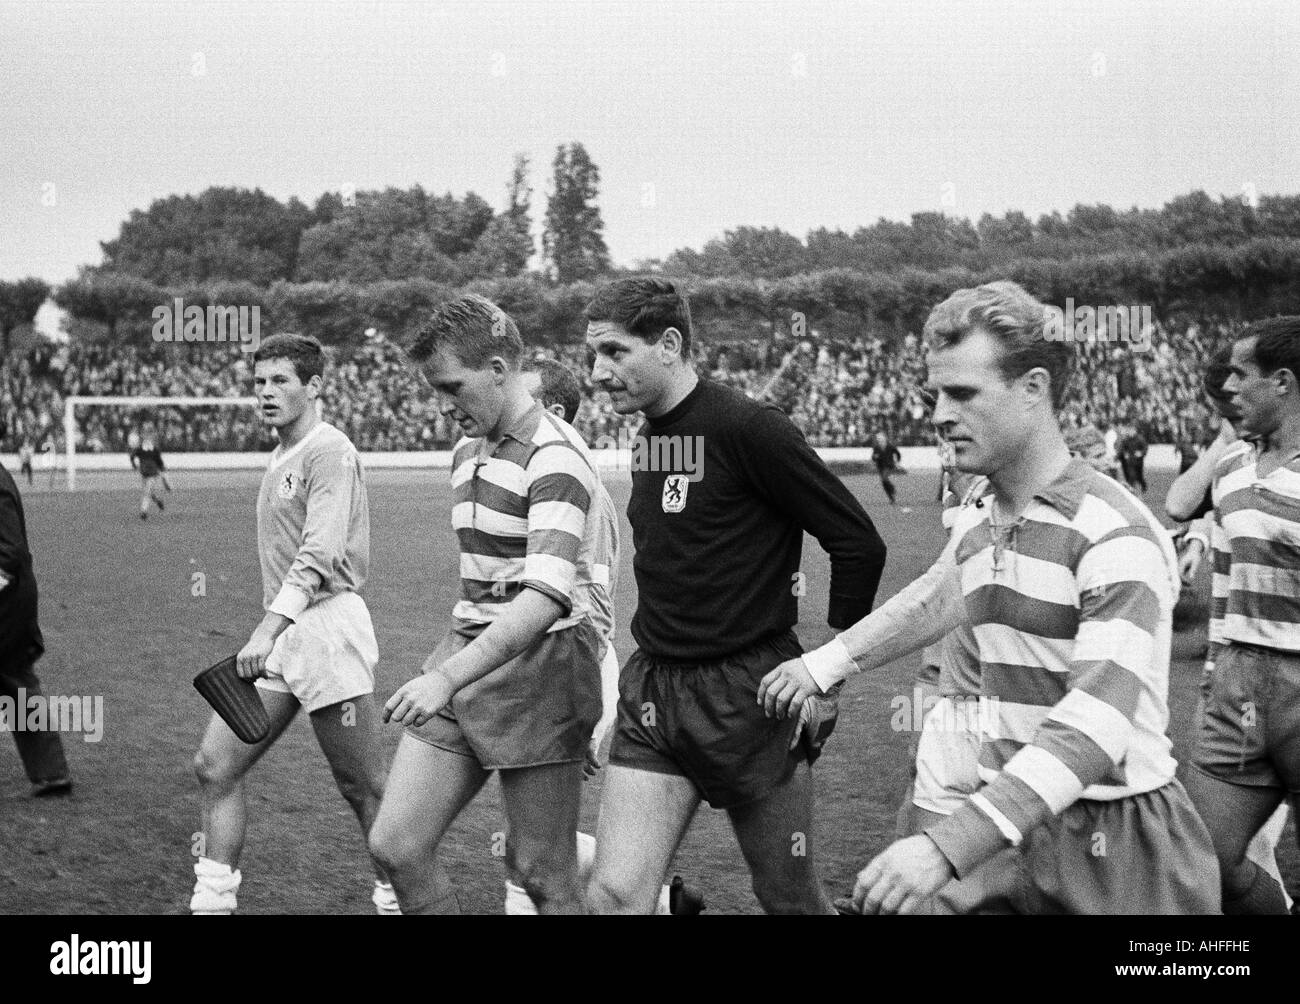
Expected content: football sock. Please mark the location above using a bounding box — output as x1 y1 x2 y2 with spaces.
190 857 241 915
372 880 401 915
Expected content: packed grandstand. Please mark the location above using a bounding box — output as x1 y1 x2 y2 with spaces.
0 318 1228 454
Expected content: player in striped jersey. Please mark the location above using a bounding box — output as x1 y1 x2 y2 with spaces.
761 281 1219 914
369 297 603 915
1184 316 1300 914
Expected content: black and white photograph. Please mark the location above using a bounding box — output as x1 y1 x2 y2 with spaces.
1 0 1297 974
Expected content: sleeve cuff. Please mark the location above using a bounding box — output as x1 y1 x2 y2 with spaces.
923 798 1012 879
521 579 573 617
801 635 857 692
268 585 311 622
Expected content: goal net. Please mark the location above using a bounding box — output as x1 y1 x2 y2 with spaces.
62 395 259 490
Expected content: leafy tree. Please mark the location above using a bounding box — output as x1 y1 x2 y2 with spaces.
543 143 610 283
99 188 312 285
0 278 51 357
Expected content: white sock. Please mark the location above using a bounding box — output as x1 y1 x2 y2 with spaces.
190 857 241 915
372 880 401 916
504 879 536 915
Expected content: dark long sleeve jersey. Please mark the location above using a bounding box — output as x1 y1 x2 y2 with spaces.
627 378 887 661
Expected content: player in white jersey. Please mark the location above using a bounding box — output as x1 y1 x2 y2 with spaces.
189 333 393 915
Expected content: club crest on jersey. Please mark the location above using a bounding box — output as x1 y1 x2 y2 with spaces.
277 471 299 499
661 475 689 513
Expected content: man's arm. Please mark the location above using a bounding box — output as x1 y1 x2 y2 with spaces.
744 406 887 628
386 441 596 725
265 441 359 622
758 533 966 720
923 524 1171 879
1166 422 1233 522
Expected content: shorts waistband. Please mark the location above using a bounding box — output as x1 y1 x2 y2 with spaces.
638 629 799 670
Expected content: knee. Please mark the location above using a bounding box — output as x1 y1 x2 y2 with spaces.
368 818 426 877
508 842 578 909
585 870 653 915
193 747 237 792
331 766 376 811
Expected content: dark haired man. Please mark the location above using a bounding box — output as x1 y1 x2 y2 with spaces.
1184 316 1300 914
582 276 887 914
370 297 603 915
761 281 1218 914
189 333 393 914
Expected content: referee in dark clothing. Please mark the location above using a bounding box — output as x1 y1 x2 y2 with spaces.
584 278 887 914
1 423 71 796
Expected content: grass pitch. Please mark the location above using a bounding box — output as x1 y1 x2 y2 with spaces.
1 467 1294 913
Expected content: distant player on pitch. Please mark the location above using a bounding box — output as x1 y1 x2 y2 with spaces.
761 281 1220 914
582 277 888 915
369 297 602 915
129 426 168 520
189 333 394 915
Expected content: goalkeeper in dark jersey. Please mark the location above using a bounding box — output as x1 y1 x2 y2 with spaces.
129 427 169 520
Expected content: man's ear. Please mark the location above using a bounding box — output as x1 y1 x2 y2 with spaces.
1020 367 1052 409
306 373 323 398
659 327 684 363
547 403 566 420
489 356 510 382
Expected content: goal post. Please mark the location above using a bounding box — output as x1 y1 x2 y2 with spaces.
63 395 259 491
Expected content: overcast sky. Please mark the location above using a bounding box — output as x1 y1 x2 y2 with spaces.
2 0 1298 285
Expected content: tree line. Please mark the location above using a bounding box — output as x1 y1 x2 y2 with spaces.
3 140 1300 356
20 236 1300 352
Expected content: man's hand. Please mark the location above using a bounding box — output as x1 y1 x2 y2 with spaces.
1178 538 1206 585
758 656 821 721
583 712 616 779
850 835 954 915
383 669 455 727
236 626 278 679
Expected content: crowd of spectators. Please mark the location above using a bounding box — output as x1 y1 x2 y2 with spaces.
0 319 1232 455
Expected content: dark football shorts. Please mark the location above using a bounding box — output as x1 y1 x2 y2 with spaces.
608 629 837 810
406 618 602 770
1192 641 1300 792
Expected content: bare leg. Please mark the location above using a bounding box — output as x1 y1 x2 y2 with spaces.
728 761 834 914
498 761 586 915
1184 767 1288 914
193 690 300 866
368 734 488 914
587 765 700 914
310 694 390 881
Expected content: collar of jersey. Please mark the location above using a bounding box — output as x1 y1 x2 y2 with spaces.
269 421 329 470
1027 455 1095 520
475 401 544 458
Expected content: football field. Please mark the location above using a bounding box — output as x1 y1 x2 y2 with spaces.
2 467 1295 914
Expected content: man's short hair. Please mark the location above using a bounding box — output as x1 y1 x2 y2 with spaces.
1202 343 1235 405
407 294 524 369
524 357 582 425
923 280 1075 410
584 276 693 357
253 333 325 385
1240 316 1300 391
